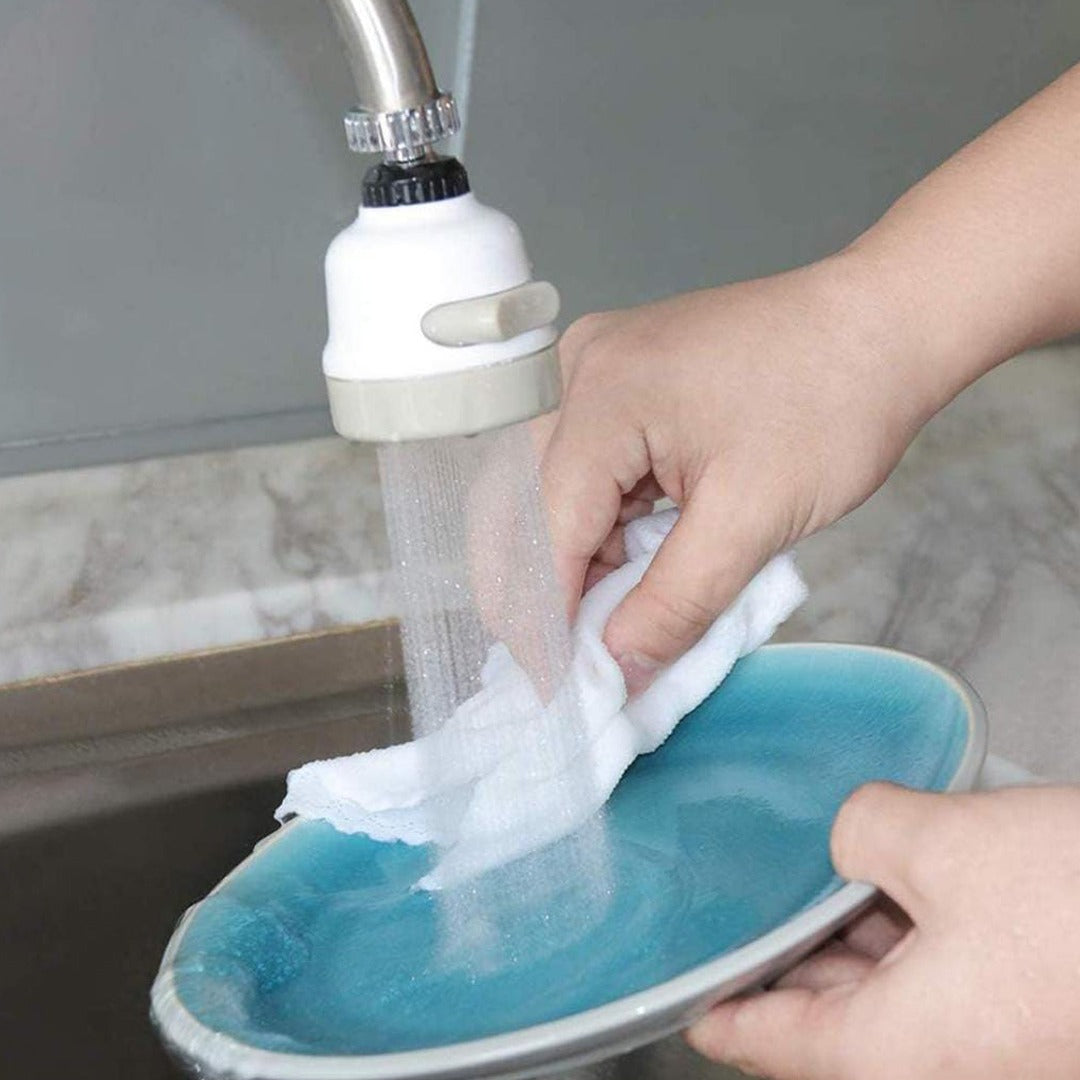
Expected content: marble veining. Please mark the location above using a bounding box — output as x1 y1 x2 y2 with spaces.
785 344 1080 780
0 438 394 685
1 344 1078 779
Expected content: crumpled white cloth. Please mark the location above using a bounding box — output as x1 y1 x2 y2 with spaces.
276 509 807 889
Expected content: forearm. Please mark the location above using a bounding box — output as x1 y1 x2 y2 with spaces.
838 62 1080 413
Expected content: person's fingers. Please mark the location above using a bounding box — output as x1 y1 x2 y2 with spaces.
831 782 956 924
839 897 911 959
774 940 875 992
541 409 650 620
617 496 655 525
580 522 635 594
527 410 561 463
551 496 651 602
687 985 853 1080
583 559 617 593
602 474 781 692
624 474 665 504
541 451 625 616
593 526 627 569
531 312 623 605
556 311 613 383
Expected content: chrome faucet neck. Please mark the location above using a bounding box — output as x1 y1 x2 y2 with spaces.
325 0 461 162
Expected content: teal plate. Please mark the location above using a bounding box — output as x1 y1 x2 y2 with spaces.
152 643 986 1080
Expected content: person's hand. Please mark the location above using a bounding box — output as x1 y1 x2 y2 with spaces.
540 254 949 694
541 64 1080 694
687 782 1080 1080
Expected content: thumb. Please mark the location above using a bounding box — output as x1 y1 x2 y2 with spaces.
603 478 779 693
830 781 955 924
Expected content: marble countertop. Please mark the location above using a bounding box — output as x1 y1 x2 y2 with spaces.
0 437 393 685
1 344 1077 778
786 344 1080 780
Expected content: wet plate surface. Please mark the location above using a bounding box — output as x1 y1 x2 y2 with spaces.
152 643 986 1080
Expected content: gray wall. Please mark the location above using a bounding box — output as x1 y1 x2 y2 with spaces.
1 1 1078 475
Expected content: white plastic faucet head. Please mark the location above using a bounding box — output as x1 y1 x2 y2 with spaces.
322 159 562 442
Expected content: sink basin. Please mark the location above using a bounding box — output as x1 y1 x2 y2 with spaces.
0 626 746 1080
0 777 282 1077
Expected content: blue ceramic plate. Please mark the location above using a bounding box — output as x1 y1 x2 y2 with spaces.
152 643 986 1080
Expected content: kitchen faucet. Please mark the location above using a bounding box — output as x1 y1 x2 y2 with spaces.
321 0 562 443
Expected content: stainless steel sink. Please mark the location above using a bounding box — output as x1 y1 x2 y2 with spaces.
0 625 743 1079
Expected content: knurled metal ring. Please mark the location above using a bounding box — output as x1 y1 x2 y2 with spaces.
344 93 460 160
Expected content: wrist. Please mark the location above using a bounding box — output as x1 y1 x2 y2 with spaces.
803 247 955 436
814 236 1004 429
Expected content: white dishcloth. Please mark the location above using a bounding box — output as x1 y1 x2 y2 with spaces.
276 509 807 889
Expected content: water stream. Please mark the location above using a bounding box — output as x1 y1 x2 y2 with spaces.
376 422 613 960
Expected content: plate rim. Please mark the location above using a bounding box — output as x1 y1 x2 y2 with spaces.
151 641 988 1080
